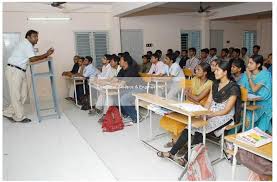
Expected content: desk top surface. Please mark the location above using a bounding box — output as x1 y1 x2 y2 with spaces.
133 93 210 117
225 134 272 161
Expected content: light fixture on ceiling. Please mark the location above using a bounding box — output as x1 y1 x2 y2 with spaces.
27 17 71 21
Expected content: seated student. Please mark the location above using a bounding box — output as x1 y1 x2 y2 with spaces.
140 55 152 73
228 47 234 59
148 53 167 75
155 49 163 60
67 57 85 100
98 54 114 79
231 59 246 82
185 47 200 73
241 47 249 65
239 55 272 133
263 53 272 74
118 54 146 123
62 55 80 77
252 45 261 56
160 62 213 152
76 56 100 101
147 51 153 58
157 60 241 165
91 55 121 117
210 59 220 81
164 53 185 100
199 48 209 64
208 48 218 64
167 49 174 54
174 50 182 64
179 50 189 69
220 48 229 62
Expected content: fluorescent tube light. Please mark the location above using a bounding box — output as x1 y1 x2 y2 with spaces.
27 17 71 21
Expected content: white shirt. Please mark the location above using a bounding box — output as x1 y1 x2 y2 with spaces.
83 64 100 78
168 63 184 81
185 56 200 72
98 64 113 78
148 61 167 75
8 39 35 70
116 65 122 75
175 56 182 64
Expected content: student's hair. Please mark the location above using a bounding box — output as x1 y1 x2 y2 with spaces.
232 59 246 73
155 50 162 56
182 49 188 53
167 49 173 54
229 47 234 50
85 56 93 63
152 53 160 60
222 48 229 54
234 48 240 55
253 45 260 50
123 52 130 56
189 47 196 54
74 55 80 59
198 62 213 80
106 54 113 61
118 53 123 57
210 48 217 52
241 47 247 52
201 48 209 54
211 58 220 65
25 30 38 38
142 55 148 59
250 54 264 70
112 55 120 64
217 60 233 81
80 57 85 61
165 53 177 63
122 54 134 66
147 51 153 55
175 50 180 55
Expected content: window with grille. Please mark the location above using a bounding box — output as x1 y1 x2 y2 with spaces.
180 31 201 55
243 31 256 56
75 31 108 68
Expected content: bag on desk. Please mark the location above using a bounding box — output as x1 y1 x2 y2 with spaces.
184 144 216 181
102 106 124 132
236 148 272 177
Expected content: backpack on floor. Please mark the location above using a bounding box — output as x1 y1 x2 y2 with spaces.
102 106 124 132
184 144 216 181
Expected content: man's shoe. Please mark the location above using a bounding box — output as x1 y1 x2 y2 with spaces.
18 118 31 123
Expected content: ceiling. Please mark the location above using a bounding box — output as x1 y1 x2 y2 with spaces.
124 2 244 17
213 11 272 21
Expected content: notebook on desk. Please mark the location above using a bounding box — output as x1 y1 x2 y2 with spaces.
170 103 208 112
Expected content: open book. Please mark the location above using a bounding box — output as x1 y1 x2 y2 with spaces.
236 127 272 147
170 103 208 112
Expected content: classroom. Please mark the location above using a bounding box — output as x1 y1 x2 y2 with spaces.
2 1 273 181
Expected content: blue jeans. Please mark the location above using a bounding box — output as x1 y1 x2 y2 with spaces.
120 88 144 122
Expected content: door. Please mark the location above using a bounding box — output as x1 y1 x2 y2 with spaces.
121 29 143 64
3 33 22 106
210 30 223 56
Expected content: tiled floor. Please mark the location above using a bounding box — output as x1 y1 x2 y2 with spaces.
3 100 250 180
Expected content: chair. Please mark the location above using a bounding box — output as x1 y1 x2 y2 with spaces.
183 68 193 79
179 79 192 102
211 87 248 165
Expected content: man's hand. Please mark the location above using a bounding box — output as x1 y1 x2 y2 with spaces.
46 47 55 57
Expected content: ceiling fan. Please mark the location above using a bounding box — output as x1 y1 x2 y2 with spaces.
48 2 90 13
50 2 66 9
198 2 211 13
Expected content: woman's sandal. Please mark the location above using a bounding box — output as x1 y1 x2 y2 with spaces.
175 158 188 167
157 151 174 159
164 139 175 148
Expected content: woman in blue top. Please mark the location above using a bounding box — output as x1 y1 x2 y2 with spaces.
239 54 272 132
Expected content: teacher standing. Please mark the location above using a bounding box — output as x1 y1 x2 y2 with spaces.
3 30 54 123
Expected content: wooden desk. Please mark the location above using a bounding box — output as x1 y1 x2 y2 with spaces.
89 78 125 115
133 93 209 160
225 134 272 180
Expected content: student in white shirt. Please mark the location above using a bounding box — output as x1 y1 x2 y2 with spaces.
174 50 182 64
148 53 167 75
110 54 122 76
164 53 185 100
82 56 100 78
185 47 200 73
3 30 54 123
98 54 114 79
